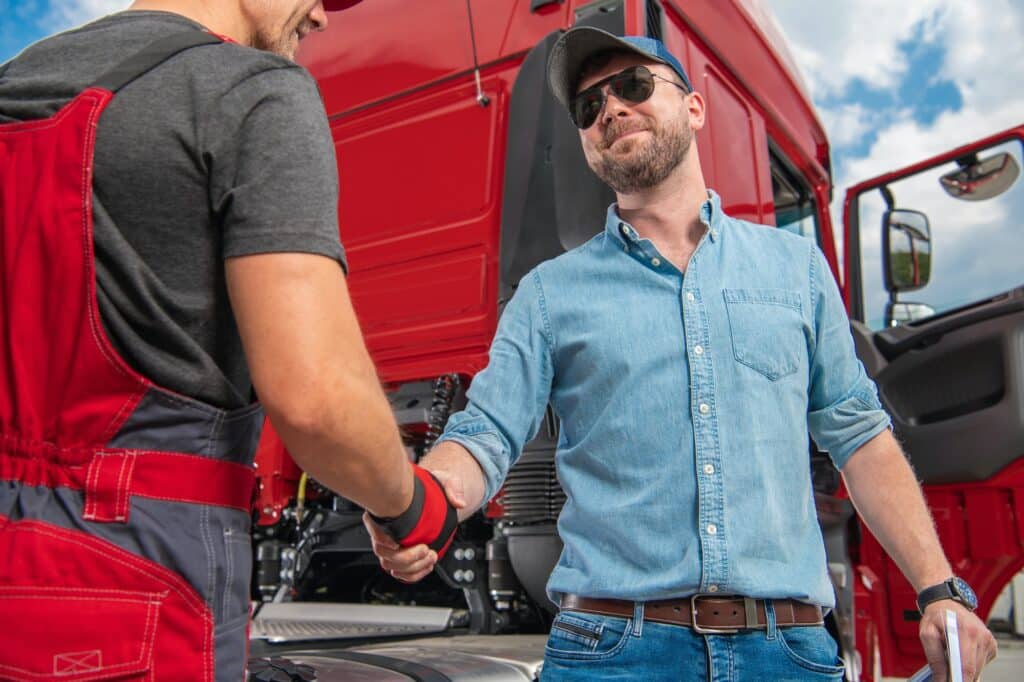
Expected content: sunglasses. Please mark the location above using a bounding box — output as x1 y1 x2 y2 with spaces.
570 65 690 130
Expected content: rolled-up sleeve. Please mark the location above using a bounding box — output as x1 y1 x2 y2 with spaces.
435 269 555 501
806 247 891 469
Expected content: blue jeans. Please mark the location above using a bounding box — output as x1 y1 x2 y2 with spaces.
540 601 845 681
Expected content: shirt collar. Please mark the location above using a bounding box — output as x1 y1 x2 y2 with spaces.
605 189 723 249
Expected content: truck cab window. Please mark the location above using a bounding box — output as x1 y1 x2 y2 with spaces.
770 149 819 243
855 139 1024 330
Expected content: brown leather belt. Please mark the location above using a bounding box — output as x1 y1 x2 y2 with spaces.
560 594 823 634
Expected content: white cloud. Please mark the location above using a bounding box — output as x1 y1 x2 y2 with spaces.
767 1 1024 326
817 103 876 149
769 0 946 99
44 0 131 29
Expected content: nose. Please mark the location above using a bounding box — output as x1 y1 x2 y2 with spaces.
600 89 635 126
311 3 329 31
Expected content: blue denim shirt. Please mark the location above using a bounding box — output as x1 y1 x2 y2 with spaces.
436 191 891 607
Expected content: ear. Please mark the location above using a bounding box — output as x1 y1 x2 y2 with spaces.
686 91 706 131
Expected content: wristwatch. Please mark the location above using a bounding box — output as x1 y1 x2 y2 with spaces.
916 576 978 614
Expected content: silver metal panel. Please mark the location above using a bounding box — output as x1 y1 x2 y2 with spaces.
356 635 547 680
251 603 454 642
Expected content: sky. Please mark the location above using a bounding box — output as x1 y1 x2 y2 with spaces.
2 1 1022 328
767 0 1024 327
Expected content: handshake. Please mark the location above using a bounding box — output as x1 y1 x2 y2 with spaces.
363 463 467 583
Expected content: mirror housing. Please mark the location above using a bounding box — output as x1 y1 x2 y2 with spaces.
940 151 1020 201
884 301 936 327
883 209 932 293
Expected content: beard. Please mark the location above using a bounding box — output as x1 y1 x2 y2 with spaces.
251 11 315 60
252 23 301 60
590 113 693 194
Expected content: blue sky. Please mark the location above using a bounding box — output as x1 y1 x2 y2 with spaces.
1 1 126 61
3 0 1022 327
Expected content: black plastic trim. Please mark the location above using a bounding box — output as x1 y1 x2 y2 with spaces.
874 286 1024 361
316 651 453 682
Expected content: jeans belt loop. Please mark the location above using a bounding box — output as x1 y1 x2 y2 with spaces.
632 602 644 637
743 596 759 629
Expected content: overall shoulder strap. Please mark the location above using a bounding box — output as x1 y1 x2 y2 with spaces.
92 30 223 93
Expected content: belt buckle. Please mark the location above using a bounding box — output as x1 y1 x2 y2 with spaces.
689 594 740 635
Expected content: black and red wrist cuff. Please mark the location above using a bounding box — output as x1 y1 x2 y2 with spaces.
370 464 458 558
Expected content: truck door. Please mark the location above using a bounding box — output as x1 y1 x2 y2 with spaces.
843 127 1024 678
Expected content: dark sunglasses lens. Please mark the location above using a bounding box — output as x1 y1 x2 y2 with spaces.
571 67 657 129
610 67 655 103
573 89 605 129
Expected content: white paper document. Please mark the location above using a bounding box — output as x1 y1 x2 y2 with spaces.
906 609 963 682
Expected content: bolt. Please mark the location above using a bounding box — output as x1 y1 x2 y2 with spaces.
454 548 465 560
464 570 475 582
464 548 476 561
453 570 465 582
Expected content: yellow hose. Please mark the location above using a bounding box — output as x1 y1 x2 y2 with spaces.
296 472 308 524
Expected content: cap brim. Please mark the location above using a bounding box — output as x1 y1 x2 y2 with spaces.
546 27 669 112
322 0 363 10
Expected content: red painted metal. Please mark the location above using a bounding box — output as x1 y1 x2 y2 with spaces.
253 418 303 527
855 458 1024 678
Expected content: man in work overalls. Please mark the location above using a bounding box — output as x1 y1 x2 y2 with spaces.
0 1 456 679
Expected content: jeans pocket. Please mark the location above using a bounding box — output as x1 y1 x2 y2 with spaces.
723 288 804 381
545 611 631 661
776 626 846 677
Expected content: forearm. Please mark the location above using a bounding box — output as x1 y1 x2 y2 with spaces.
419 440 489 521
268 373 413 519
841 429 952 591
227 253 414 519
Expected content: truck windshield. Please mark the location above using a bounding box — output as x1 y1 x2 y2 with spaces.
856 139 1024 330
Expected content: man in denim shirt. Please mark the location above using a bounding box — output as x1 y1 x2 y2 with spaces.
366 28 997 681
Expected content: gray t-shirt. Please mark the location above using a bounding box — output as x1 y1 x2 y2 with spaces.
0 11 346 408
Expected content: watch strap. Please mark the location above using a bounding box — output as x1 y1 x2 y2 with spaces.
916 580 955 613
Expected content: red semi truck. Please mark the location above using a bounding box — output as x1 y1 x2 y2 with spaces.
246 2 1024 680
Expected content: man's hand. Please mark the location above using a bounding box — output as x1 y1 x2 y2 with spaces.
919 601 997 682
363 468 467 583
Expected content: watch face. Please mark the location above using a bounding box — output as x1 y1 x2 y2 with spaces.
951 576 978 609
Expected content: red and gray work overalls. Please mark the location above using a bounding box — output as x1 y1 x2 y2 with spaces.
0 32 263 681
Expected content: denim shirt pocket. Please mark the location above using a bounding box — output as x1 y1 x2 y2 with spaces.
723 288 804 381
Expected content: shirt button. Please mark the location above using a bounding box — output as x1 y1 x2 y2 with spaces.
699 403 710 415
703 464 715 475
707 584 719 593
707 524 718 535
686 292 695 302
651 257 661 267
694 345 704 356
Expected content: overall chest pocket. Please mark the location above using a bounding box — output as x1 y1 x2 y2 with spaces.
723 288 805 381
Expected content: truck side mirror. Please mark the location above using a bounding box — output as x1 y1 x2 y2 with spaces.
884 301 936 327
883 209 932 293
940 151 1020 201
